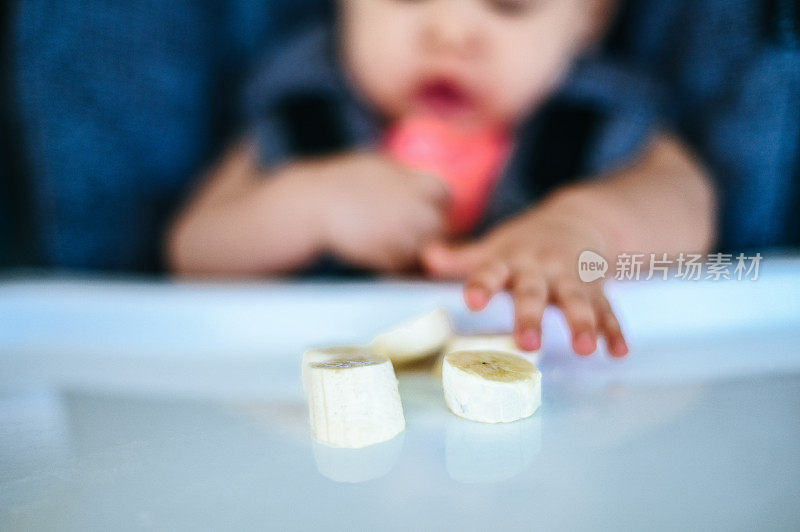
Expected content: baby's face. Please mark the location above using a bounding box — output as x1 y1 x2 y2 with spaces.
341 0 615 129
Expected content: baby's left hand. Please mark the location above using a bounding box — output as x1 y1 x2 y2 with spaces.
421 194 628 357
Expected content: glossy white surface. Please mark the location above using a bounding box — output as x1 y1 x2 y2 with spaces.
1 258 799 531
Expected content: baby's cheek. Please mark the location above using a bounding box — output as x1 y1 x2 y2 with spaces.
484 75 548 126
492 54 571 120
345 49 409 119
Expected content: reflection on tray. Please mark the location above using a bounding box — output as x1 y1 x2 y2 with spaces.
312 432 405 483
446 414 542 484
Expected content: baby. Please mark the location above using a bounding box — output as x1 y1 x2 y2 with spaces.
167 0 715 357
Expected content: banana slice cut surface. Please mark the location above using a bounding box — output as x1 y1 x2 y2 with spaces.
301 346 377 393
307 354 405 448
435 334 541 378
447 351 534 382
443 350 541 423
445 334 541 362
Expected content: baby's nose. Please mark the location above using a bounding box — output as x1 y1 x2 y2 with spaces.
423 2 482 57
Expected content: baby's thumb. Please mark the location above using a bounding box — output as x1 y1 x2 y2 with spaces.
421 239 485 279
410 171 451 208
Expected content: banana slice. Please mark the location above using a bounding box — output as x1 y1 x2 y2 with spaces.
307 354 405 448
435 334 541 377
442 350 541 423
371 308 452 365
301 345 376 393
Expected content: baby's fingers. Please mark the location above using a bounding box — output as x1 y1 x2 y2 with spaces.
553 280 598 356
592 293 629 357
464 259 511 311
421 240 484 280
511 271 548 351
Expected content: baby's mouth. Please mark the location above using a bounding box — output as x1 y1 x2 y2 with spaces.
412 78 477 120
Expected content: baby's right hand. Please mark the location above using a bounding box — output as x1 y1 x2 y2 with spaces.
293 152 449 271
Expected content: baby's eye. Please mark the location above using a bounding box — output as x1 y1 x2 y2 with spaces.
486 0 535 16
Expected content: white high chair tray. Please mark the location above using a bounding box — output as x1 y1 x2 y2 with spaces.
1 257 799 531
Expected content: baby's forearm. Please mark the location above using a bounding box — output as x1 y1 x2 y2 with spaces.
540 134 716 260
166 144 323 276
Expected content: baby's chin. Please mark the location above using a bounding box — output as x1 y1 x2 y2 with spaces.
392 101 509 134
352 76 512 132
362 86 510 133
